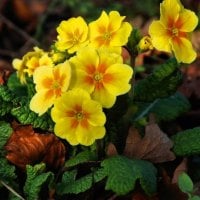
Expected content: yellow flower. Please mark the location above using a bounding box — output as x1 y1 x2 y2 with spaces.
149 0 198 63
12 47 50 83
25 54 54 76
51 88 106 146
12 58 26 83
30 61 71 116
55 17 89 54
69 47 133 108
89 11 132 51
137 36 154 52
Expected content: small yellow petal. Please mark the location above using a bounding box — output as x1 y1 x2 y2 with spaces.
108 11 125 32
92 87 116 108
30 90 54 115
110 22 132 46
83 100 106 126
171 37 197 63
178 9 198 32
160 0 180 26
103 63 133 95
12 59 23 71
54 119 79 145
149 21 171 52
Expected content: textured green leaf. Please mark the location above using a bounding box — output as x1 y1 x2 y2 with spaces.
133 92 190 122
57 168 106 195
7 73 28 97
0 98 13 117
101 155 157 196
65 150 97 168
24 163 54 200
11 102 54 131
133 58 182 102
190 196 200 200
178 172 193 193
0 85 15 102
0 158 16 183
172 127 200 156
0 121 13 155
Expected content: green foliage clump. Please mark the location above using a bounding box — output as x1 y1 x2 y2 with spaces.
24 163 54 200
101 155 157 196
133 58 182 102
172 127 200 156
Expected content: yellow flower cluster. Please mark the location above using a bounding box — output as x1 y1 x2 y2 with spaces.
12 1 198 146
55 11 132 54
12 11 133 146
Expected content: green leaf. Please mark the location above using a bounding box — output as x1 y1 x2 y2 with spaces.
7 73 27 97
11 102 54 131
190 196 200 200
133 58 182 102
133 92 190 122
65 150 97 168
172 127 200 156
0 85 15 102
0 158 16 184
0 98 13 117
57 168 106 195
101 155 157 196
178 172 193 193
24 163 54 200
0 121 13 154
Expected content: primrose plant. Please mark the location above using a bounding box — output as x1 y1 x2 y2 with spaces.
0 0 199 199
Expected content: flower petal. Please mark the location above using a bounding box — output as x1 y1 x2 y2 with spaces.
178 9 198 32
160 0 180 27
30 90 54 115
108 11 125 32
89 11 109 41
103 63 133 95
54 61 71 92
110 22 132 46
54 118 79 145
83 100 106 126
92 86 116 108
76 125 105 146
33 66 53 91
149 20 171 52
171 37 197 63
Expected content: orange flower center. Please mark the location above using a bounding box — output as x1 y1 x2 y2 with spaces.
76 112 83 120
52 81 60 89
93 72 103 81
171 28 179 37
103 32 111 41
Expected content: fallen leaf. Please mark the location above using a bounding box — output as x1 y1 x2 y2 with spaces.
158 168 188 200
5 123 66 170
172 158 188 184
106 142 118 157
179 57 200 99
124 123 176 163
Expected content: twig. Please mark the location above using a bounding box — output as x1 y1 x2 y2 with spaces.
34 0 59 40
0 180 25 200
0 49 18 58
0 14 39 46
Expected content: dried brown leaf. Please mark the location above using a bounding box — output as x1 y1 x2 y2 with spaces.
106 142 118 157
172 158 188 184
5 123 66 170
124 123 176 163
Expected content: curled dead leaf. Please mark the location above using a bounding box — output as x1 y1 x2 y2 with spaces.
106 142 118 157
172 158 188 184
5 123 66 170
124 123 176 163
